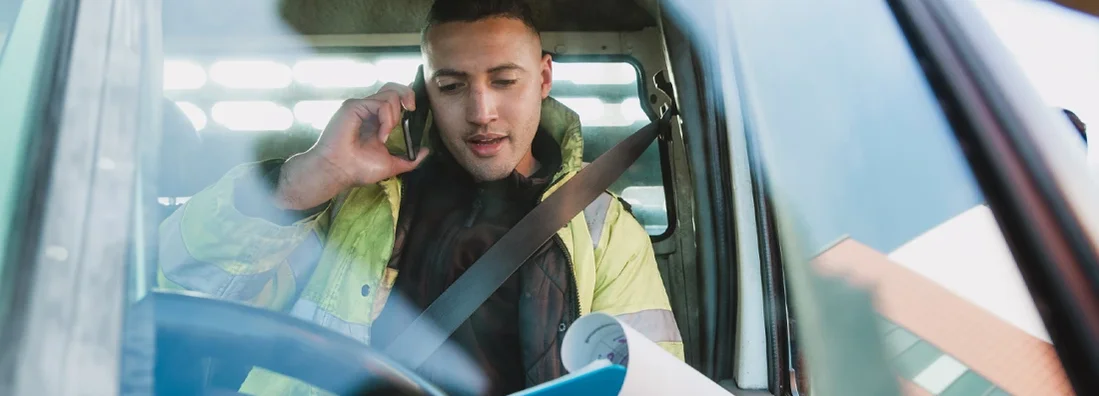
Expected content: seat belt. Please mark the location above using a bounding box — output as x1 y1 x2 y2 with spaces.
382 107 677 369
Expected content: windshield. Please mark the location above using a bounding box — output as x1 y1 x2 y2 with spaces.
138 1 683 395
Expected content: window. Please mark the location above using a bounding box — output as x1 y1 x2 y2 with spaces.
161 56 670 235
725 1 1072 394
553 60 669 236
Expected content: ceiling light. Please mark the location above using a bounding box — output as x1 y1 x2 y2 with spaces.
375 58 423 85
163 60 206 90
211 101 293 131
209 60 292 89
293 100 344 129
293 59 378 88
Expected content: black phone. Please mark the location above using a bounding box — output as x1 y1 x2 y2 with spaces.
402 66 430 161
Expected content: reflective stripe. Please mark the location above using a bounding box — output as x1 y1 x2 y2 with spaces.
160 213 271 300
159 210 323 301
288 299 371 344
583 192 613 249
615 309 682 343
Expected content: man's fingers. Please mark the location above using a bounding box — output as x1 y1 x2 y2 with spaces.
376 104 397 144
377 82 416 111
335 85 415 145
401 88 416 112
363 90 400 128
337 96 398 143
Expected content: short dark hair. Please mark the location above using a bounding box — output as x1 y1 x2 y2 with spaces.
422 0 540 41
1064 108 1087 143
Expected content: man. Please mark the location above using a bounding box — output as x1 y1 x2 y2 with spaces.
158 0 683 395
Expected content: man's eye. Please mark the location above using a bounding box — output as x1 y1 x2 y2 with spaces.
439 83 462 93
494 79 518 87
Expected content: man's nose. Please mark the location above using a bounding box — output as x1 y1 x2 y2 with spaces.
467 85 498 126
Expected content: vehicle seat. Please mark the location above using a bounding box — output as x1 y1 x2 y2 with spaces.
158 99 204 220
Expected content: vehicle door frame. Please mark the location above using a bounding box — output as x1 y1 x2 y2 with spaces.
658 0 783 392
0 0 157 395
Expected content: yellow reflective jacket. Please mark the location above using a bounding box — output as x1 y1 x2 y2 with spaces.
158 97 683 395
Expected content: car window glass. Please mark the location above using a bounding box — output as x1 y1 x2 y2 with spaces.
972 0 1099 146
136 1 679 394
725 1 1071 395
552 61 669 235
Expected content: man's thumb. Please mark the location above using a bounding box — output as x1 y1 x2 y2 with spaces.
393 148 431 173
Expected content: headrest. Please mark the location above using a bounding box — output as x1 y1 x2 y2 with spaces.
158 99 204 197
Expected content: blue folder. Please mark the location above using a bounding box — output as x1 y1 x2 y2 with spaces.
510 360 627 396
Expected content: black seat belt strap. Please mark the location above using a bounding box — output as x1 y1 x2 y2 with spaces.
383 108 676 369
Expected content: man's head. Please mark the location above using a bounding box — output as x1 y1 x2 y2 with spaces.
420 0 553 181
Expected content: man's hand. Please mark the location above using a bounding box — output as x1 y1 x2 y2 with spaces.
274 83 430 210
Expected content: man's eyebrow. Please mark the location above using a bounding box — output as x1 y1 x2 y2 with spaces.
430 68 468 79
487 63 524 73
430 63 526 80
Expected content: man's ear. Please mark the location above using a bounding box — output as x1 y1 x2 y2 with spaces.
540 53 553 99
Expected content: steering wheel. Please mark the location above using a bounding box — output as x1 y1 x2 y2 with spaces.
146 291 446 396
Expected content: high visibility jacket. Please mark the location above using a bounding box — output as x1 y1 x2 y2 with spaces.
158 97 683 395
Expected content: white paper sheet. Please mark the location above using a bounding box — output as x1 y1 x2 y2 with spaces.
561 313 735 395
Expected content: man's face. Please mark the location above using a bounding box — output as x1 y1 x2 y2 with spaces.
422 17 553 181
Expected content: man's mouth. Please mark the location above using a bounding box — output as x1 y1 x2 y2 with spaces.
467 134 508 157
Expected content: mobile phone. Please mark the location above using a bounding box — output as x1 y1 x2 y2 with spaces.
402 66 429 161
